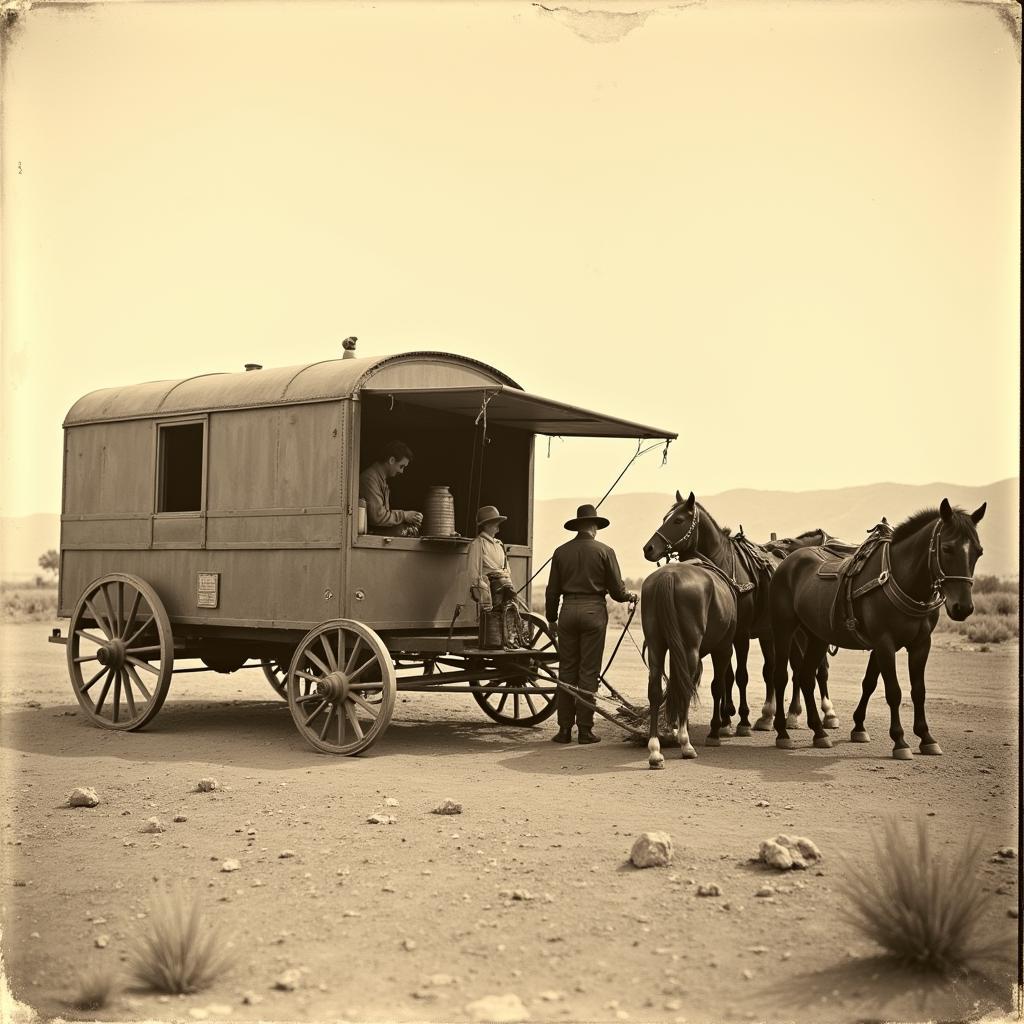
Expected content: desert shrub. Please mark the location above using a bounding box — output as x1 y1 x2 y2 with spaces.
837 817 1009 974
973 574 1017 594
69 964 118 1010
128 889 232 994
974 591 1018 618
1 587 58 622
962 615 1014 645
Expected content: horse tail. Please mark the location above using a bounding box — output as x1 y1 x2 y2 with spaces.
652 571 700 705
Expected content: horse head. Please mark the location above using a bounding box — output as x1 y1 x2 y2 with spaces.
935 498 986 620
642 490 699 563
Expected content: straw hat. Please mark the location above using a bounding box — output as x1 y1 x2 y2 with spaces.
476 505 508 528
564 503 610 531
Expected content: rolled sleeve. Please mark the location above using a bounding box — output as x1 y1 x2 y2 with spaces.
604 549 631 603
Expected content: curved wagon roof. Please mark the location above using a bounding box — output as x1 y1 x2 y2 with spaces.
64 350 676 439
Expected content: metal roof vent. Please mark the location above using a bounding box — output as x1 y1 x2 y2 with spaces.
342 336 358 359
244 363 262 372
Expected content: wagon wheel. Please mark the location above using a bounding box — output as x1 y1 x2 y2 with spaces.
66 573 173 731
286 620 396 755
471 613 559 726
261 654 295 701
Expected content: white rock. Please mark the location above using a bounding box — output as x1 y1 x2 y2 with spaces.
173 815 187 823
466 993 531 1023
758 835 822 870
696 883 721 897
432 799 463 815
188 1010 209 1021
996 847 1017 859
402 938 417 951
69 787 100 808
278 850 296 859
196 778 220 792
208 1004 233 1016
273 969 302 991
367 814 397 825
426 973 457 987
630 832 674 868
221 859 241 873
384 797 400 807
539 990 564 1002
140 817 166 834
241 992 263 1005
94 935 109 948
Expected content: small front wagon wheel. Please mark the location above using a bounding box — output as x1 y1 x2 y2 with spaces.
287 620 396 755
67 573 173 730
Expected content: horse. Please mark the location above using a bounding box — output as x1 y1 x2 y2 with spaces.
642 491 776 744
640 519 737 768
768 500 985 758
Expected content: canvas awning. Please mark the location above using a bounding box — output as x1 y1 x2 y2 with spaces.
360 385 676 440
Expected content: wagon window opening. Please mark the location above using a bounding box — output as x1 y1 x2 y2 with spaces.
358 394 530 544
157 422 205 513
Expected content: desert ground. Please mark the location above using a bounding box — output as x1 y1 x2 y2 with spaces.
1 618 1020 1024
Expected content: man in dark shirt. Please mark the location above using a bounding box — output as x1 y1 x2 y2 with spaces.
545 503 637 745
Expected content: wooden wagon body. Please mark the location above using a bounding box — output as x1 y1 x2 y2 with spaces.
51 350 675 753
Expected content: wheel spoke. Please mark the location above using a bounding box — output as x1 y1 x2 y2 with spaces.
295 693 324 704
348 693 379 719
73 654 100 664
321 634 338 671
496 691 509 714
126 645 163 656
524 692 538 716
303 699 329 726
126 664 152 702
122 670 137 718
295 671 321 684
94 670 114 715
514 692 520 719
121 589 142 641
116 583 125 637
85 597 114 640
76 630 108 647
125 656 159 676
344 702 364 740
123 615 155 649
81 665 108 694
305 649 331 676
100 585 119 636
347 656 379 682
349 681 384 691
319 703 336 740
344 637 364 674
112 671 121 723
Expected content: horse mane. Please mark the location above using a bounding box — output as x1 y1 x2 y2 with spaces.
892 506 978 544
794 529 822 541
696 502 729 537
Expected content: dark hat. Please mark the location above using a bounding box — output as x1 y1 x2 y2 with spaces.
564 503 610 531
476 505 507 528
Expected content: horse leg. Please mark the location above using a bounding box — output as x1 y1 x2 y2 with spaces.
797 636 832 749
771 622 797 750
733 636 752 737
705 646 730 747
818 655 838 729
718 660 735 738
647 643 666 770
676 664 699 760
786 631 805 729
752 634 775 731
908 635 941 755
850 653 879 743
875 641 912 760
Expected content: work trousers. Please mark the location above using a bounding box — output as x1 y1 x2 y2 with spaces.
556 596 608 730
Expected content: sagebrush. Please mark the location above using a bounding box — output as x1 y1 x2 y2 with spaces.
69 964 118 1010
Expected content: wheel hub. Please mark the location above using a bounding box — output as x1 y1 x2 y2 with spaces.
96 639 127 670
316 671 350 702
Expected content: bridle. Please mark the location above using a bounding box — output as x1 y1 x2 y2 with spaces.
653 505 699 564
926 520 976 598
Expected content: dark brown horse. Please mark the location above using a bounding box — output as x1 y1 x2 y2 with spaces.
640 503 737 767
768 500 986 758
642 491 775 744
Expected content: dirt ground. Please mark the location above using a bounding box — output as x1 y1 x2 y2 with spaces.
1 619 1020 1024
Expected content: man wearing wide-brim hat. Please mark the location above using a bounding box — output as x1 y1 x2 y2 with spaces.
545 504 637 744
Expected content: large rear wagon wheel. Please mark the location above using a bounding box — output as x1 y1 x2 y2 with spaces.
67 574 173 731
287 620 396 755
261 655 294 700
471 613 559 726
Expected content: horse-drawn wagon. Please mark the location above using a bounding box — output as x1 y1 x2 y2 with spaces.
49 348 676 754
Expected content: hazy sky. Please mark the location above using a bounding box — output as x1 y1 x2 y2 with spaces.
1 0 1019 519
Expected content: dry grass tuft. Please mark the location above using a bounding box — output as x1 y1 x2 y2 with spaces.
128 888 233 994
837 817 1008 975
69 963 118 1010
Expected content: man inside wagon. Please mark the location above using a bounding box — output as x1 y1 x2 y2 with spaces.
359 440 424 535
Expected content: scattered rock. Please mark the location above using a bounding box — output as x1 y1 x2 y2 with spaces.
241 992 263 1006
273 969 302 992
196 778 220 792
755 800 770 808
68 787 100 808
1009 908 1019 919
402 938 417 951
140 817 166 834
758 835 822 871
499 889 536 902
384 797 400 807
433 799 463 815
426 973 457 987
221 859 241 873
996 847 1017 860
538 990 564 1002
188 1009 209 1021
26 700 42 709
173 815 187 823
367 814 397 825
630 831 673 869
466 993 530 1023
696 884 721 897
278 850 296 859
95 935 109 948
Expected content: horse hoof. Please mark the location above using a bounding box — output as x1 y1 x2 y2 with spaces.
719 726 734 738
850 729 870 743
892 747 914 761
785 715 802 730
752 718 773 732
813 735 833 749
649 756 665 770
823 715 840 730
680 745 698 760
775 737 796 750
920 742 943 756
734 725 752 737
705 736 721 747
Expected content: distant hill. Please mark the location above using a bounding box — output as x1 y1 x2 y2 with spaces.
533 478 1019 583
2 478 1017 582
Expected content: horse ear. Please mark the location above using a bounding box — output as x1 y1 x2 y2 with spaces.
684 491 696 510
675 490 683 504
971 502 987 524
939 498 953 521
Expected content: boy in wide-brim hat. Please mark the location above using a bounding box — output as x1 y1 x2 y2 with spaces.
468 506 527 649
545 504 637 744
